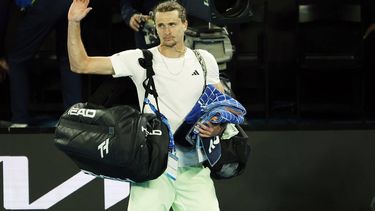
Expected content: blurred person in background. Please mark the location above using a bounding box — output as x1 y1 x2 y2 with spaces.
0 0 11 83
120 0 160 48
7 0 82 127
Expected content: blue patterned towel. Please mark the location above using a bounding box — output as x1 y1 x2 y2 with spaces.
183 85 247 166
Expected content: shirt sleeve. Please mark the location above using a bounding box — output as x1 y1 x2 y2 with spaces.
110 49 143 78
198 49 220 85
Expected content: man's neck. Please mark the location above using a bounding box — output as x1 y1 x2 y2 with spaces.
158 45 186 58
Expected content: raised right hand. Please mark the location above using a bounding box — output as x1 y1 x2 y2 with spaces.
68 0 93 22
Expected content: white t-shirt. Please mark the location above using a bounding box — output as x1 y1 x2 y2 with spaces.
110 47 220 166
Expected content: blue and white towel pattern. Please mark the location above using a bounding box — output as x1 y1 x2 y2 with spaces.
183 85 247 166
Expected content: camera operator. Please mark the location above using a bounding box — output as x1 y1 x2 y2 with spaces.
120 0 159 48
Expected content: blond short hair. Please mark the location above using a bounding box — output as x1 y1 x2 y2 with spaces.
152 1 187 22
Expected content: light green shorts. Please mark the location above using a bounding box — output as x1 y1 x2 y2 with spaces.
127 166 220 211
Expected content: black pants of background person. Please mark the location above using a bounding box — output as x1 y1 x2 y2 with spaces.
7 0 82 125
0 0 11 59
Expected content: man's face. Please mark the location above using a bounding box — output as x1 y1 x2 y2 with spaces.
155 10 187 48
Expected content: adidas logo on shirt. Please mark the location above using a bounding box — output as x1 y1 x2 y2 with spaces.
192 70 200 76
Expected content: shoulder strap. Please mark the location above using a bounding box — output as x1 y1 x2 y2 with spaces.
138 49 160 114
193 49 207 89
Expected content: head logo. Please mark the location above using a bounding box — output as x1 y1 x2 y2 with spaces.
68 107 96 118
141 126 162 136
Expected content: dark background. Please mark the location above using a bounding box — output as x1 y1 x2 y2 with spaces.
1 1 375 210
1 0 374 128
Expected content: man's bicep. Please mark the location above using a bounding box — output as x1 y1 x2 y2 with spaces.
86 57 115 75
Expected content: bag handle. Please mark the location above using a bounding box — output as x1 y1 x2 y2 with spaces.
138 49 176 153
192 49 207 90
138 49 161 115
